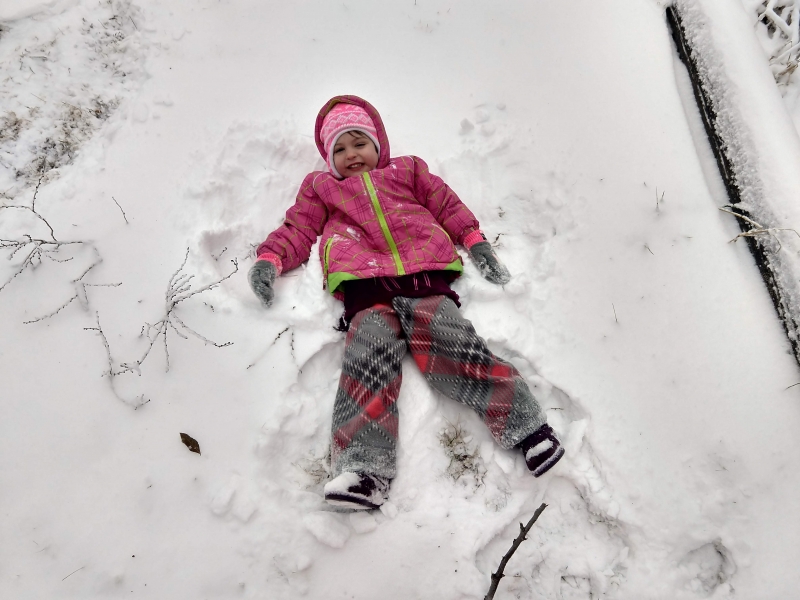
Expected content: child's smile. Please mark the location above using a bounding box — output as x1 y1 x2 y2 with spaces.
333 131 379 178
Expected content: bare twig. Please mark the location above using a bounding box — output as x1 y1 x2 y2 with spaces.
0 205 57 240
2 201 113 326
61 566 85 582
23 294 78 324
117 249 238 374
84 312 149 409
111 196 129 224
719 206 800 252
0 237 83 293
46 254 74 263
72 255 102 283
247 326 290 369
484 503 548 600
84 312 114 377
31 175 44 211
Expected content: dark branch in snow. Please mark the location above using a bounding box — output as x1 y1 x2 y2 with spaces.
0 200 90 296
0 236 83 293
247 326 290 369
31 175 44 212
23 294 78 324
484 503 548 600
84 311 149 409
111 195 129 224
116 248 238 375
719 206 800 252
72 255 102 283
0 204 57 241
655 187 665 212
61 566 85 581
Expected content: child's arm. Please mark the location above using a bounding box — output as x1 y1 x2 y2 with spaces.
249 174 329 306
411 156 480 246
411 157 510 284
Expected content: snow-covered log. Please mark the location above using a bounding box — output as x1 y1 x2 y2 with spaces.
669 0 800 368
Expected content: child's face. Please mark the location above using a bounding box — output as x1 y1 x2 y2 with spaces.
333 131 379 178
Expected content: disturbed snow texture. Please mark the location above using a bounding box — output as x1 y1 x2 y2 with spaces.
2 0 800 599
0 0 146 193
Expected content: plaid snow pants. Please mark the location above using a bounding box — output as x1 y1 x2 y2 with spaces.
330 295 547 479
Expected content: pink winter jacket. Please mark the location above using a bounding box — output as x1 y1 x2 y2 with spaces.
256 95 482 296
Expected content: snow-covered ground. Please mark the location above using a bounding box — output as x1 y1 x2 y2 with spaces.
2 0 800 598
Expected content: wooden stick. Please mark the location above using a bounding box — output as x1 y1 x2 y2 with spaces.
484 503 547 600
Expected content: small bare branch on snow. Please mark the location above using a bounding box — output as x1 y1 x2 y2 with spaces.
719 206 800 252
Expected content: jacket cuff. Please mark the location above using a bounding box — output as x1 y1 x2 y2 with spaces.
256 253 283 276
462 230 486 249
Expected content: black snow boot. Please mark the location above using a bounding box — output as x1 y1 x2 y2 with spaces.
324 472 390 510
520 424 565 477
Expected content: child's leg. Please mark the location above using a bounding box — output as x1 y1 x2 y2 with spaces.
330 303 406 480
391 295 547 449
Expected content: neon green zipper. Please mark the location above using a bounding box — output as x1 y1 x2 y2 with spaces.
323 237 334 281
362 172 405 276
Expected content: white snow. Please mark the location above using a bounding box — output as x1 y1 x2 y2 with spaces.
2 0 800 598
348 511 377 534
303 512 351 549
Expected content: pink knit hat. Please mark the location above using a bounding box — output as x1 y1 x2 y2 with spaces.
320 103 381 178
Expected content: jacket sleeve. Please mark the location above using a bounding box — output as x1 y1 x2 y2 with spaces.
411 156 481 246
256 173 329 273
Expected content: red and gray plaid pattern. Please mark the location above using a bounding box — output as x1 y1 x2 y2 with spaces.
330 295 547 478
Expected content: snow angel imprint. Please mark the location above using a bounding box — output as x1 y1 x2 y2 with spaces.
249 95 564 510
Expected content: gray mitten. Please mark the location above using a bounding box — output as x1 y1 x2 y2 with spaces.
248 260 277 306
469 241 511 284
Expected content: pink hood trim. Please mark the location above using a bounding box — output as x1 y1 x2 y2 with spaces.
315 96 392 173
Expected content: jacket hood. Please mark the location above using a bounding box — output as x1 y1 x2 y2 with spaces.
314 95 391 171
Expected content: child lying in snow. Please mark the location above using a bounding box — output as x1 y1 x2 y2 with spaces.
249 95 564 510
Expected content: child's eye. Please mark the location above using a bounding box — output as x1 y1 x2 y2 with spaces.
334 147 343 154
